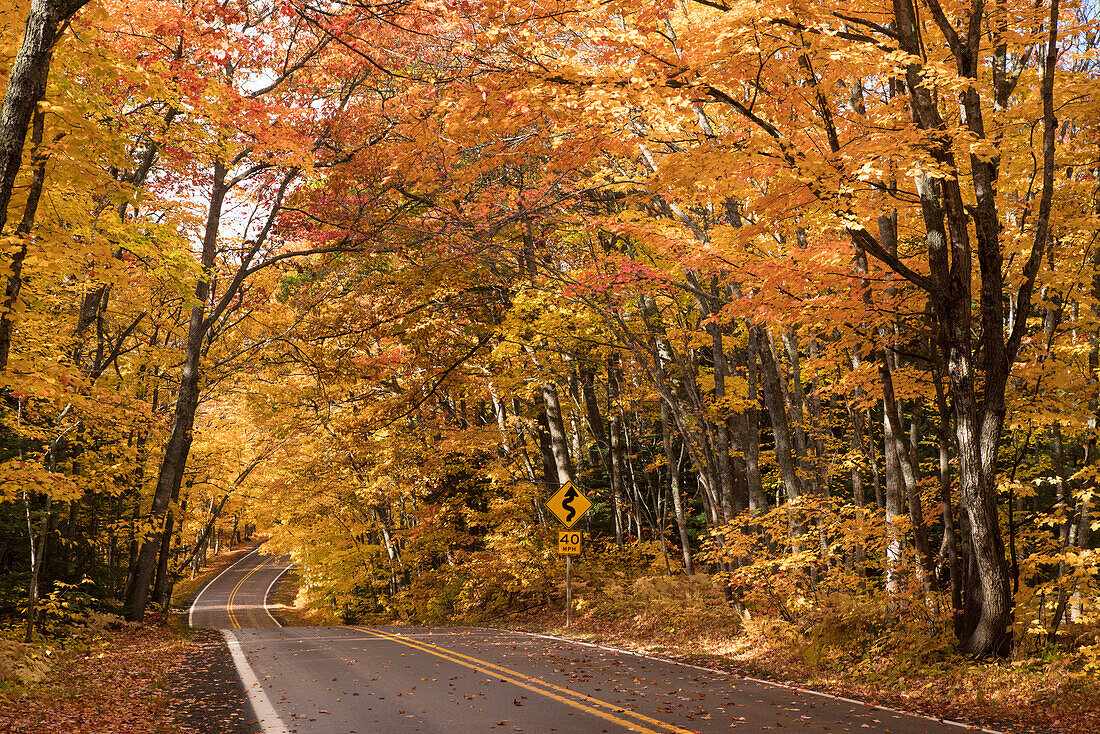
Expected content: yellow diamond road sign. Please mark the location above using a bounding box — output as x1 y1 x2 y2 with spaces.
545 481 592 528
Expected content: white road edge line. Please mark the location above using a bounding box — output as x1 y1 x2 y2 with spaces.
188 547 262 627
222 630 291 734
514 630 1004 734
262 561 293 627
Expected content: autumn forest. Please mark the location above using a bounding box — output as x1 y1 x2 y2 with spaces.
1 0 1098 686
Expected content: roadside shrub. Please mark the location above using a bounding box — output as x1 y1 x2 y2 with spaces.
0 639 50 685
36 578 100 636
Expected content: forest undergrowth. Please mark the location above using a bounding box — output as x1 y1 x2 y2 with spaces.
0 612 186 734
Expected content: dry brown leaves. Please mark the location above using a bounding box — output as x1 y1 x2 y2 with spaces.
0 617 187 734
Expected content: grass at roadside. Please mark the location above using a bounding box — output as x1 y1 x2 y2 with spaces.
265 566 339 626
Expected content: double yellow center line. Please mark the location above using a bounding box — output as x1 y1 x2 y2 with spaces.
355 626 696 734
226 555 277 629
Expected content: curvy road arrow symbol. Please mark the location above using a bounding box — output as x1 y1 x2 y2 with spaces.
562 483 579 523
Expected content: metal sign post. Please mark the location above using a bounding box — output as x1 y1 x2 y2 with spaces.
546 482 591 628
566 554 572 627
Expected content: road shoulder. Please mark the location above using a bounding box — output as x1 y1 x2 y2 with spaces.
168 628 260 734
169 541 268 733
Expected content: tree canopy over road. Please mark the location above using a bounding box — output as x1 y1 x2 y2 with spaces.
1 0 1098 671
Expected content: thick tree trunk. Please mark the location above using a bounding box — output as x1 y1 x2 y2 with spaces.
0 0 86 228
540 382 574 486
125 323 204 620
125 164 227 621
885 0 1048 656
952 396 1013 656
0 107 47 369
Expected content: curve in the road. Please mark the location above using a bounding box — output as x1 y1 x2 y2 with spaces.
187 547 297 733
226 555 277 628
189 546 294 630
187 547 257 628
187 547 1006 734
260 562 292 627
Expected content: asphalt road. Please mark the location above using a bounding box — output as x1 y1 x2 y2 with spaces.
189 550 995 734
189 547 293 629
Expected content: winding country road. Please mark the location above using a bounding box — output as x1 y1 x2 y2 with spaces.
189 549 997 734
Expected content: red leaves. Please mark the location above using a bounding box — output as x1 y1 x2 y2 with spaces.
564 253 670 307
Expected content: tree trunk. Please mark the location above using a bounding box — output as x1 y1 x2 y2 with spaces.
124 163 227 621
750 328 803 502
0 0 87 229
0 0 88 369
580 367 610 477
609 404 627 544
931 338 963 623
24 495 51 642
777 331 813 489
885 0 1062 658
688 275 737 518
882 392 906 602
881 356 935 591
540 382 574 485
151 507 175 608
742 345 766 513
580 365 616 532
661 401 692 572
535 404 559 491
